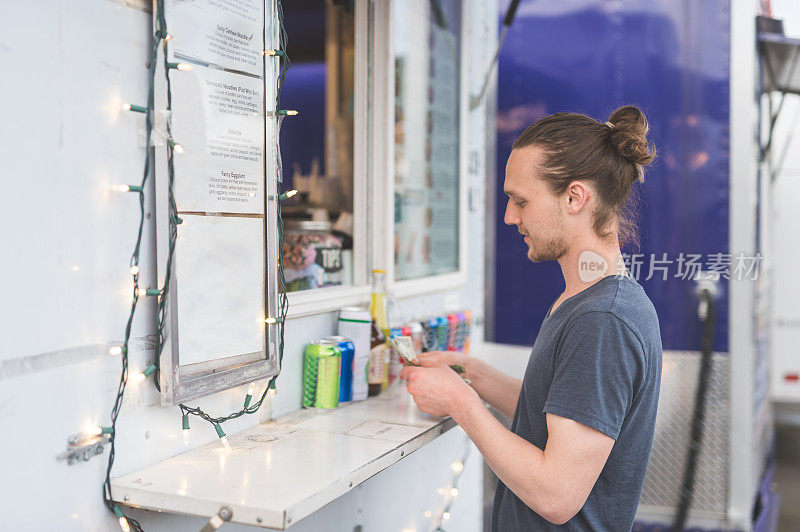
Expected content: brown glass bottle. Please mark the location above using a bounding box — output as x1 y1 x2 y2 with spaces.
367 320 387 396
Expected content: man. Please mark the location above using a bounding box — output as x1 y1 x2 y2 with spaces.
401 106 662 530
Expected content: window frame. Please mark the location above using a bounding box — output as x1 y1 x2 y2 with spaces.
376 0 469 299
285 0 373 318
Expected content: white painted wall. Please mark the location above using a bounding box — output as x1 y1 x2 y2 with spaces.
0 1 496 530
765 0 800 404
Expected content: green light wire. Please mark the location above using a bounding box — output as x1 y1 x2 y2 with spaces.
101 3 168 531
105 4 291 529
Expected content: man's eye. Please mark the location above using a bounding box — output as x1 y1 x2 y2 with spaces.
515 201 527 207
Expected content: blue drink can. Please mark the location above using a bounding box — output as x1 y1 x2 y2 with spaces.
323 336 355 403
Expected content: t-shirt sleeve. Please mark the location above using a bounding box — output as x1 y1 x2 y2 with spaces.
543 311 644 440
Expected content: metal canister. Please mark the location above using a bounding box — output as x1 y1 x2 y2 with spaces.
303 340 341 409
323 335 355 403
406 321 424 356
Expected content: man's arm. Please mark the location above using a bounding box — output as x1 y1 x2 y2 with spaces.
453 393 614 524
417 352 522 418
401 365 614 525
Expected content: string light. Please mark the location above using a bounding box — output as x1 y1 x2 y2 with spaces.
121 103 147 114
449 488 458 497
131 364 157 384
137 288 162 297
182 414 190 446
244 382 255 408
164 33 173 41
442 512 451 521
278 189 298 201
108 345 124 356
111 184 143 193
113 506 131 532
167 138 184 154
214 423 231 449
166 61 193 71
263 49 285 56
450 461 464 473
90 426 114 436
276 109 298 116
129 265 140 276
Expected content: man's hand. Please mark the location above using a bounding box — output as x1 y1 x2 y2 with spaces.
400 363 479 418
416 350 469 368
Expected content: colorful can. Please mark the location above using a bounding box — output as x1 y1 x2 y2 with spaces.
422 317 439 352
446 313 459 351
406 321 424 356
436 316 449 351
461 310 472 353
338 306 371 401
323 335 355 403
302 340 341 409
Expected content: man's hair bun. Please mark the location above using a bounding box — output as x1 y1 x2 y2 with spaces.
607 106 656 174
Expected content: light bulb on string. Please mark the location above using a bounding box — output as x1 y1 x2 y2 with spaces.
182 414 190 446
108 345 124 356
113 507 130 532
132 364 157 384
129 265 140 276
121 103 147 114
244 382 255 408
263 49 285 56
450 461 464 473
137 288 162 297
449 488 458 497
214 423 231 449
166 62 193 71
442 512 451 521
278 189 298 201
168 139 185 154
111 184 143 193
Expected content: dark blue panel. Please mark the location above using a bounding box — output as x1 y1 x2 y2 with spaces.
493 1 730 352
279 62 327 188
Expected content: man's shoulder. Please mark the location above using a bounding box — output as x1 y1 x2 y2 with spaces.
562 277 660 346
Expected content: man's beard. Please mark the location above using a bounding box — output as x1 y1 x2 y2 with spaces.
525 207 567 262
526 233 568 262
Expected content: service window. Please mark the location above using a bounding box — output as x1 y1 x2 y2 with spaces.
279 1 366 297
392 0 463 283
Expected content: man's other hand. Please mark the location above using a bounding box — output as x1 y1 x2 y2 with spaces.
400 363 478 418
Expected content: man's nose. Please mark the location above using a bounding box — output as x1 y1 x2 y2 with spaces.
504 200 520 226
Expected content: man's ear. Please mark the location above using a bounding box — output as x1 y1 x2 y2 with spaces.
566 181 591 213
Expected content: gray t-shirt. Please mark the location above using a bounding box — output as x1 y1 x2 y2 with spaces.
492 274 662 531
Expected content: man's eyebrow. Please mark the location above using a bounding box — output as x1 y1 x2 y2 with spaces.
504 189 523 198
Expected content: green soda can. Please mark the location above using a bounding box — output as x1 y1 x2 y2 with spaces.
303 340 342 408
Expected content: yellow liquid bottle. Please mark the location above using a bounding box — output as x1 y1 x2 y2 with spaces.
370 270 390 389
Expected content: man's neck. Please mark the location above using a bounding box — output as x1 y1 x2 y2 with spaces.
556 237 626 299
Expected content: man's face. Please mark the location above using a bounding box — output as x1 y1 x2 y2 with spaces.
503 146 568 262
